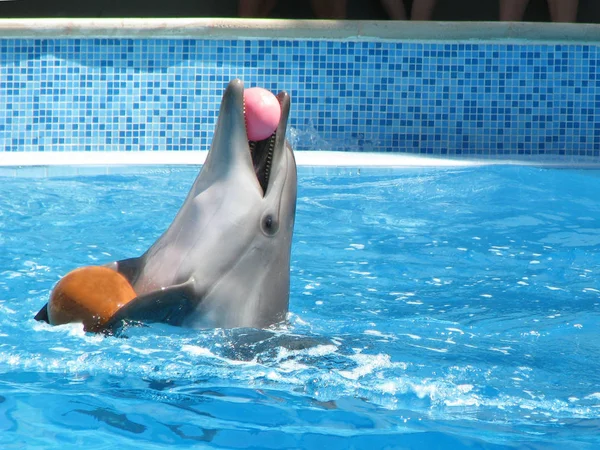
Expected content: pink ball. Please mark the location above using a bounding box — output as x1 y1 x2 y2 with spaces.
243 87 281 141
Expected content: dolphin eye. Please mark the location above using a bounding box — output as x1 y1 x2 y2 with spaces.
262 214 278 235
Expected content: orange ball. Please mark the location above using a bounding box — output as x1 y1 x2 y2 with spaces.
48 266 137 332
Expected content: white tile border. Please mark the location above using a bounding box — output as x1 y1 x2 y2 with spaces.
0 18 598 44
0 151 208 166
0 150 598 169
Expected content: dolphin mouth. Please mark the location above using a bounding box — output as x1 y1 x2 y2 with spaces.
245 90 290 196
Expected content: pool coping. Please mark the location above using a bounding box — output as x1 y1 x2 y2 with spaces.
0 18 599 44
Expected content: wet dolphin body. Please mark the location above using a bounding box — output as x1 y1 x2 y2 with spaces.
35 79 297 331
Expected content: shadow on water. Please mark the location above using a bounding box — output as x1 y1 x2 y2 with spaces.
69 405 219 442
68 407 147 434
214 327 337 362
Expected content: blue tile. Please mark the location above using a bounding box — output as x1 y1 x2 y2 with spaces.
0 38 599 161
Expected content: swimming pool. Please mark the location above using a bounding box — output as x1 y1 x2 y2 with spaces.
1 165 599 448
1 16 600 449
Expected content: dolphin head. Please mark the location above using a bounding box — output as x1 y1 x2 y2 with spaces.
193 78 296 213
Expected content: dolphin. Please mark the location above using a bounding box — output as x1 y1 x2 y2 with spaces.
35 79 297 331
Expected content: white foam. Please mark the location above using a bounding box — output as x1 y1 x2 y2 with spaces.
338 353 393 380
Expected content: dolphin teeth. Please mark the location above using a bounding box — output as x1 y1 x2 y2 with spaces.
263 133 275 190
243 95 247 136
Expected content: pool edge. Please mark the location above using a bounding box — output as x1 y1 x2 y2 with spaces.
0 19 599 44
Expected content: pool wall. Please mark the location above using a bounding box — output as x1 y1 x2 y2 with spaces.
1 19 600 165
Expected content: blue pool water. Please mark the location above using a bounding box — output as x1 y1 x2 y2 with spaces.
0 165 599 449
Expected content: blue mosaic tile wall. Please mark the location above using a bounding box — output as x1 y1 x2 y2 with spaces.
1 37 599 161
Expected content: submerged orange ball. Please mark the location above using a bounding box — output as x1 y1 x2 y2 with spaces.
48 266 137 332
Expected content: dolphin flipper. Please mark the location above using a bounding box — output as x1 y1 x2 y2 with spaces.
103 279 197 331
34 304 49 323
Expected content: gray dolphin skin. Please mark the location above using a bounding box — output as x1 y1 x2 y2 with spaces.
36 79 297 331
